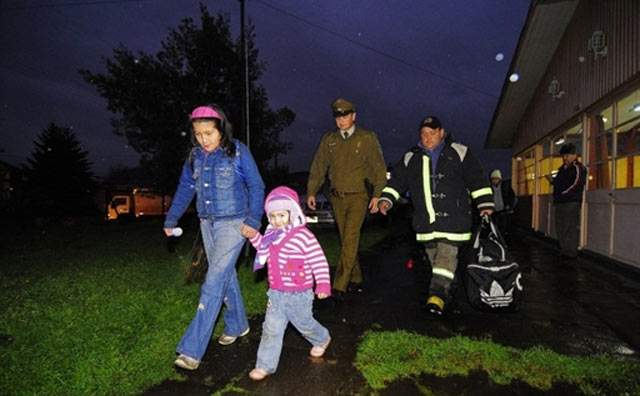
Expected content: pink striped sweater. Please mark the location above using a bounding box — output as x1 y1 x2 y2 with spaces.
249 226 331 296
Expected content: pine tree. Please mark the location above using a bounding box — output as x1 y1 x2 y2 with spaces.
24 123 98 216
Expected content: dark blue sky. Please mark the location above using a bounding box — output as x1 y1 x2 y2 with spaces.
0 0 529 178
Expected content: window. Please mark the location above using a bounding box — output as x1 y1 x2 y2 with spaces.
615 88 640 188
539 140 553 194
565 123 583 155
587 106 613 190
540 140 562 195
542 124 583 194
516 149 535 196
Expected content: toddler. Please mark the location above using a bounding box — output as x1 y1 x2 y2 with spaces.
247 186 331 380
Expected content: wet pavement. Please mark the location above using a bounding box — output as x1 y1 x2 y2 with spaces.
141 222 640 396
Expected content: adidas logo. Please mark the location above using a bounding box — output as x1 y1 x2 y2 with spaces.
479 281 514 307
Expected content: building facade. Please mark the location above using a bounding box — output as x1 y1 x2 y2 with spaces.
486 0 640 268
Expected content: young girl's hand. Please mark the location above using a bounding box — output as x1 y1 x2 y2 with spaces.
317 293 328 300
242 224 258 239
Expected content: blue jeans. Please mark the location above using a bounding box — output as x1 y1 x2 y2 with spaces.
256 289 330 373
176 218 249 361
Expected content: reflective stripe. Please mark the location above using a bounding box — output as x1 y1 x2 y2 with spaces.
471 187 493 199
432 267 455 280
423 157 436 224
416 231 472 242
382 186 400 200
426 295 445 309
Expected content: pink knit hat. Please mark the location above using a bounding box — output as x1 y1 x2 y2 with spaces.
264 186 306 227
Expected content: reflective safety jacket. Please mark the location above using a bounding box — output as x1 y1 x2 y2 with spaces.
380 139 494 244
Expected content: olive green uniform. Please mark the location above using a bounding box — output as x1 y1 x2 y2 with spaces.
308 125 387 292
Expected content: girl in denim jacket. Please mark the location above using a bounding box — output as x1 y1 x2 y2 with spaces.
164 104 265 370
247 186 331 380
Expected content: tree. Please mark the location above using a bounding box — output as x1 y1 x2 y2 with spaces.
80 5 294 193
23 123 98 216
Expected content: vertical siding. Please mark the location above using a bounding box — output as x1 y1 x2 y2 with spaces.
513 0 639 153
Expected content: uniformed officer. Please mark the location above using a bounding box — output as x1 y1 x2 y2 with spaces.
307 98 387 301
378 115 494 315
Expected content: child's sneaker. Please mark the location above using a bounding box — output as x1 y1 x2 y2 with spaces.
174 354 199 370
218 327 250 345
249 367 270 381
310 336 331 357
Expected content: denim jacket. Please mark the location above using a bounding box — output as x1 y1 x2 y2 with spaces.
163 140 265 230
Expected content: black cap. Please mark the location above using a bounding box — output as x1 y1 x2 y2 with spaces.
419 115 442 130
560 143 577 155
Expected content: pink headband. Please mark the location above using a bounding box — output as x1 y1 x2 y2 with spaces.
190 106 222 120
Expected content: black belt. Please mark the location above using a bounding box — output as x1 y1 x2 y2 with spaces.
329 188 363 198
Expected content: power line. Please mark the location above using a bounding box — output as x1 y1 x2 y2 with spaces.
252 0 497 99
0 0 150 11
4 0 499 98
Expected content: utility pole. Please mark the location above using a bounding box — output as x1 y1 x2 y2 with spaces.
239 0 250 148
240 0 252 258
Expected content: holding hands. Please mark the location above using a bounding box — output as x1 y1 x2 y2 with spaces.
242 224 258 239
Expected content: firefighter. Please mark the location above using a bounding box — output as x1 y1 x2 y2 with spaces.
379 116 494 315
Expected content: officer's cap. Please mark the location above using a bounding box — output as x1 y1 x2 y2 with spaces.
419 115 443 130
331 98 355 117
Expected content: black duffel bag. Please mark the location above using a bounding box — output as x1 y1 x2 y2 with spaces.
465 215 522 311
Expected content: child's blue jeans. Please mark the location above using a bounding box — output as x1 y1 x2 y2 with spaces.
177 217 249 361
256 289 330 373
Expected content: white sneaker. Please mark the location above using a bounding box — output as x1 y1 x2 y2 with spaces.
218 327 250 345
174 354 199 370
310 336 331 358
249 367 270 381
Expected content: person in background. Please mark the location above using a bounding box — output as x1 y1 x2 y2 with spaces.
164 104 265 370
545 143 586 259
489 169 516 239
378 115 494 316
307 98 387 301
248 186 331 381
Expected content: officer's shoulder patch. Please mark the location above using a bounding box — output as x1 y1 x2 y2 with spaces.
451 143 468 162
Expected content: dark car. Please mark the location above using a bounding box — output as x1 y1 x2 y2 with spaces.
299 193 335 225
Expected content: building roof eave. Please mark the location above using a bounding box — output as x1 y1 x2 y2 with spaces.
485 0 579 150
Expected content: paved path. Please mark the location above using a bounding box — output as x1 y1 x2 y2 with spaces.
141 224 640 395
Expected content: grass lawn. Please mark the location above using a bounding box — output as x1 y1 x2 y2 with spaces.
8 219 635 396
355 330 640 396
0 219 387 396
